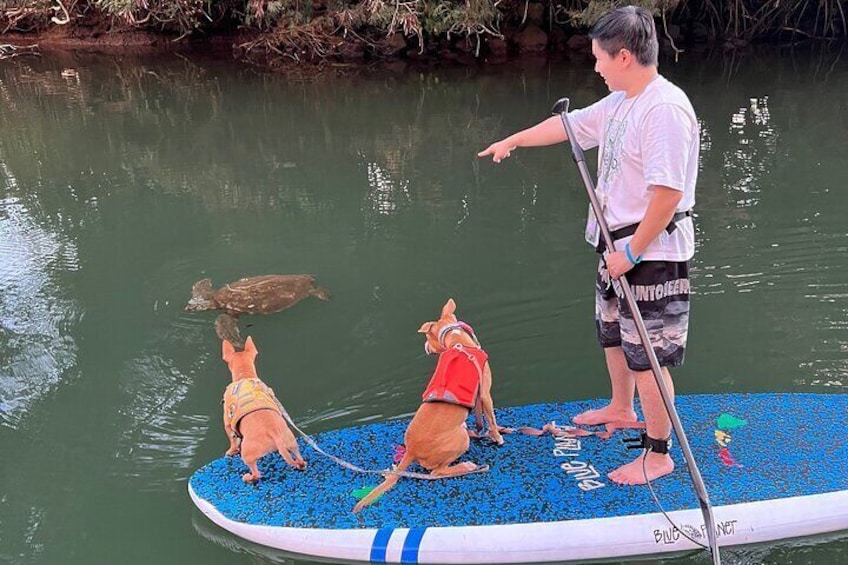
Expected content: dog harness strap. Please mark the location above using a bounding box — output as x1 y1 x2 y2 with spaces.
437 321 480 348
223 378 282 437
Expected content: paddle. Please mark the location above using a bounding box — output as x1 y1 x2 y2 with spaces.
552 98 721 565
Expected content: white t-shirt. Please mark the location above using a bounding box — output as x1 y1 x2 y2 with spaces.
568 75 699 262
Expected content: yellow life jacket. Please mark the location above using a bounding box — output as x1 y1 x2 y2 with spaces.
222 378 281 437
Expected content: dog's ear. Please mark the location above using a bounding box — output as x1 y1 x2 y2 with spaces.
244 336 258 355
441 298 457 319
222 340 236 362
418 321 435 334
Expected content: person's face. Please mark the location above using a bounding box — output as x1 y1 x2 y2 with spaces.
591 39 626 92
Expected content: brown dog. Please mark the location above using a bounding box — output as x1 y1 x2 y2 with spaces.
353 298 502 512
222 336 306 482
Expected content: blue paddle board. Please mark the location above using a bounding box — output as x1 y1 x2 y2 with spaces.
189 393 848 562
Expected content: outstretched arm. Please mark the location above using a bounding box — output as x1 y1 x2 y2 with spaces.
477 116 568 163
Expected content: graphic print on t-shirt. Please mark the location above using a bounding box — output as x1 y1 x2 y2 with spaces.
600 106 629 189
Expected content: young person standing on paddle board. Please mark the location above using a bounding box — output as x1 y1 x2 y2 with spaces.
478 5 698 485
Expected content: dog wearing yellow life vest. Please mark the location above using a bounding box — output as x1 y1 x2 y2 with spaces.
353 298 502 513
222 336 306 482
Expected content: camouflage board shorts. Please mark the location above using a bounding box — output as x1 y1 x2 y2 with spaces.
595 258 690 371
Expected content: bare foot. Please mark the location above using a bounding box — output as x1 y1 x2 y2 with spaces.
573 405 637 426
608 452 674 485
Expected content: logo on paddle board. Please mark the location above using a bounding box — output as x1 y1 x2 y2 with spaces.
653 519 739 545
551 424 605 491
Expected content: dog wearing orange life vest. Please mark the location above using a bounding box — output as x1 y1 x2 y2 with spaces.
221 336 306 482
353 298 502 513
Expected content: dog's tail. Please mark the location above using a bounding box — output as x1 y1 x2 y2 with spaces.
352 451 414 513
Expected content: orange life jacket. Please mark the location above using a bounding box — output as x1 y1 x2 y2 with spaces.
222 378 281 437
422 345 487 409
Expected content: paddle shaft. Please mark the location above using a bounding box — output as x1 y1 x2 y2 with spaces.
554 98 721 565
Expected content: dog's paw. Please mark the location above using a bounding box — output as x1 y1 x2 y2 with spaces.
456 461 479 473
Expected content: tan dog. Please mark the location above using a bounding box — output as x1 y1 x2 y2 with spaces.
222 336 306 482
353 298 502 512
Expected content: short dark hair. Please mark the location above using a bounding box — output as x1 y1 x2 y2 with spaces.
589 5 658 67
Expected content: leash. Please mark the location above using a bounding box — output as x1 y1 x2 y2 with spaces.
270 340 493 481
278 399 640 477
467 420 646 441
275 400 490 480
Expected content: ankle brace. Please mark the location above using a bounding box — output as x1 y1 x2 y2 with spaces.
622 431 672 454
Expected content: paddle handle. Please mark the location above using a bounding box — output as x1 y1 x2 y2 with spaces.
553 97 722 565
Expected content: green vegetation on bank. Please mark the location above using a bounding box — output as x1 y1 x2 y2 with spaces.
2 0 846 61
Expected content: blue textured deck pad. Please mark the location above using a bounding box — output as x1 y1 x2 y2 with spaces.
189 394 847 530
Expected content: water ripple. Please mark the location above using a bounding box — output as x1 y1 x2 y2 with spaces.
0 196 80 429
115 352 208 491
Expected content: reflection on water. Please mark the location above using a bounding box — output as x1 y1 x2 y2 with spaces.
688 53 848 393
0 194 80 429
725 96 775 211
192 512 290 565
0 46 847 565
116 352 209 491
363 161 411 219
